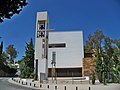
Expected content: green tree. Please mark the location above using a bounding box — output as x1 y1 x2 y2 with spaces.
0 41 3 56
6 45 17 64
85 30 104 49
1 52 9 65
0 42 17 76
0 0 27 22
103 37 114 81
85 34 94 51
19 58 26 78
112 39 120 83
96 48 103 83
92 72 96 85
0 41 4 69
85 30 104 83
25 38 34 69
112 65 120 83
19 38 34 78
85 30 120 84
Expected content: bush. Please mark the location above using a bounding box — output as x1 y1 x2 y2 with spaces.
102 72 107 85
92 72 96 85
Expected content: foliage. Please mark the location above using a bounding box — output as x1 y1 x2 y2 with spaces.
6 44 17 64
85 30 120 84
19 58 34 78
0 41 3 55
112 65 120 83
85 30 104 83
102 71 107 85
85 30 104 50
1 52 9 65
111 39 120 83
0 42 17 76
19 38 34 78
92 72 96 85
24 38 34 69
96 48 103 83
0 0 27 22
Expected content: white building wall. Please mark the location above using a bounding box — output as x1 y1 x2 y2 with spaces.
35 11 84 80
35 12 48 80
48 31 84 68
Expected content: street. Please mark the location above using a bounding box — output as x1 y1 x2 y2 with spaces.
0 78 38 90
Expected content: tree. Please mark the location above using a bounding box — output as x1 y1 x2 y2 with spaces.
0 41 4 69
85 30 104 83
6 45 17 64
0 0 27 22
112 39 120 83
19 38 34 78
92 72 96 85
24 38 34 69
0 42 17 76
103 37 114 81
85 34 94 51
0 41 3 56
19 58 26 78
85 30 120 84
1 52 9 65
85 30 104 50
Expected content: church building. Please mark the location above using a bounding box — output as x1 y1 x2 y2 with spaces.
34 11 84 81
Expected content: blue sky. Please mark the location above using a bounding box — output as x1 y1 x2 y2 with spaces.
0 0 120 61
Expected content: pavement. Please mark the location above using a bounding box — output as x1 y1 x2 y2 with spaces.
0 77 42 90
8 77 120 90
8 78 44 90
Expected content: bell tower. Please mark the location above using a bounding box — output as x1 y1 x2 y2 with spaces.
35 11 49 80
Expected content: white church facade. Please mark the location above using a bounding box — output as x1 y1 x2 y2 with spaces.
34 12 84 81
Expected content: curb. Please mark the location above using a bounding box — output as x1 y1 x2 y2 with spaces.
8 78 43 90
9 78 120 90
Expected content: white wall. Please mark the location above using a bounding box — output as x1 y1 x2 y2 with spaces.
48 31 84 68
37 12 48 21
35 12 48 80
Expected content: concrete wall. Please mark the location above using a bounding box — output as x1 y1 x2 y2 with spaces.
35 11 48 80
35 11 84 80
48 31 84 68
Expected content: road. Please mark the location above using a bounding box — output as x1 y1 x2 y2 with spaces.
0 78 38 90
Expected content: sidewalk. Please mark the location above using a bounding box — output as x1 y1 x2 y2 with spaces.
9 78 120 90
8 78 44 90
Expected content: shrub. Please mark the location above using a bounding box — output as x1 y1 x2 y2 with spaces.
92 72 96 85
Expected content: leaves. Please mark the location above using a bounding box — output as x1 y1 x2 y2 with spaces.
0 0 27 23
19 38 34 78
6 44 17 64
0 42 17 76
85 30 104 52
85 30 120 83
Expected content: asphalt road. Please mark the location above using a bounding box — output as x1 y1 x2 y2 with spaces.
0 78 38 90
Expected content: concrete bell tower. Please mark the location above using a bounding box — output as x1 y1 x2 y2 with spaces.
35 11 49 81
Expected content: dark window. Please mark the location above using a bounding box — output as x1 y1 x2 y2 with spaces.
37 31 45 38
49 43 66 48
48 68 82 77
38 21 45 30
39 24 45 29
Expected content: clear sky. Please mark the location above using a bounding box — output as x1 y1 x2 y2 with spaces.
0 0 120 61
